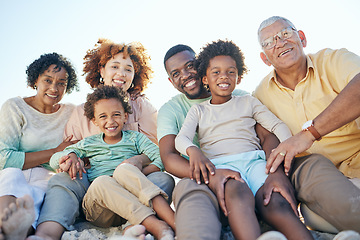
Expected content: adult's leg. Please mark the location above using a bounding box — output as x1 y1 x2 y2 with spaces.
34 172 90 240
291 154 360 232
173 178 222 240
146 171 175 204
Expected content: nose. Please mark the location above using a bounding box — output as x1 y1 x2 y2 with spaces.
180 69 191 80
274 37 287 48
49 83 58 92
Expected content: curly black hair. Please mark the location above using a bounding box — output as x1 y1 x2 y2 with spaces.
195 40 248 81
26 52 79 94
84 85 133 120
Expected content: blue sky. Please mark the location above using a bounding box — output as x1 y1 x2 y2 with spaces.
0 0 359 109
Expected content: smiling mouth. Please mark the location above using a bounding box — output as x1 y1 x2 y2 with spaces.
113 79 125 85
278 49 292 57
106 126 118 131
218 83 230 89
46 93 58 99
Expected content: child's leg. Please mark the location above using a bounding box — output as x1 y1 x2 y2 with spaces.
225 179 261 240
141 215 174 240
113 163 175 229
82 175 152 227
152 195 175 230
255 187 314 240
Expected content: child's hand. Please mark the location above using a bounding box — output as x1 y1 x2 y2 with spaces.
186 146 215 185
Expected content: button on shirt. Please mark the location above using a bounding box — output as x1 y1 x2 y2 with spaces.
254 48 360 178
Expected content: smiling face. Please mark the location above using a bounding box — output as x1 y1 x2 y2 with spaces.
100 52 135 92
92 98 128 144
34 64 68 107
202 55 240 104
165 50 208 99
259 19 307 71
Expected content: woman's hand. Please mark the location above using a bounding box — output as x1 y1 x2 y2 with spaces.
54 135 79 153
58 153 86 180
187 146 215 184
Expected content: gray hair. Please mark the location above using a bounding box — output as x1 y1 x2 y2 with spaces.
257 16 297 44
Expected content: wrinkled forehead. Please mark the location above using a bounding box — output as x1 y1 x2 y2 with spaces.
259 19 291 42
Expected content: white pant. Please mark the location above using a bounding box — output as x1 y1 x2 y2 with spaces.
0 167 53 228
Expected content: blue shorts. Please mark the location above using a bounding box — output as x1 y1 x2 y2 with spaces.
211 150 268 195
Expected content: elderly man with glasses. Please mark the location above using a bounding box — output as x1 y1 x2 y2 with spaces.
254 16 360 235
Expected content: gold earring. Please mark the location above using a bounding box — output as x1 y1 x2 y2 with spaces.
34 85 37 90
100 78 104 84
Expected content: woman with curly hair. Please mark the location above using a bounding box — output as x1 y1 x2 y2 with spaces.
31 39 174 240
0 52 79 240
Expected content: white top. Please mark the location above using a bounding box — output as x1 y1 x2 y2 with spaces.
175 95 292 159
0 97 75 170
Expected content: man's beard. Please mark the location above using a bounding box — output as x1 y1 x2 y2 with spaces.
184 84 208 99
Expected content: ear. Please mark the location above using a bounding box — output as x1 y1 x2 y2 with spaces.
91 118 98 126
298 30 307 48
237 76 241 85
202 76 208 85
260 52 272 66
124 112 128 123
100 66 105 78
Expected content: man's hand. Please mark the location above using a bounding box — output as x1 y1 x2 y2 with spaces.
266 130 315 175
187 146 215 184
208 168 244 216
55 135 79 152
262 167 298 216
58 153 86 180
121 156 144 171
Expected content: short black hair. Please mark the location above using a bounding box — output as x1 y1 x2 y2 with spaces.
26 52 79 94
84 85 132 120
163 44 195 69
195 40 248 81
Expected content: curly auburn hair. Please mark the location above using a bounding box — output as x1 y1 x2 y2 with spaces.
83 39 153 95
26 52 79 94
195 40 248 81
84 85 132 120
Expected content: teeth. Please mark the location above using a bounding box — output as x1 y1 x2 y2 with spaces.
107 127 116 130
279 49 291 57
47 94 57 98
185 80 196 88
218 83 229 88
113 79 125 84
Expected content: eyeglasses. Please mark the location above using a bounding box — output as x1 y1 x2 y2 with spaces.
261 27 297 50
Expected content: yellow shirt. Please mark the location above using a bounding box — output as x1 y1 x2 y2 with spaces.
254 48 360 178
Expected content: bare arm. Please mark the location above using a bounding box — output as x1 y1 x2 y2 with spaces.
159 134 190 178
23 136 78 170
268 73 360 174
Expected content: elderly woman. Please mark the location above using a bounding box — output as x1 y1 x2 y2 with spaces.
0 53 78 240
32 39 175 240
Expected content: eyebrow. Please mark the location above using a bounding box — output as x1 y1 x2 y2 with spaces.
43 74 67 82
110 61 133 68
170 60 193 75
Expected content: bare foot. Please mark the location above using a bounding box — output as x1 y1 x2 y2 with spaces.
123 225 146 240
154 221 174 240
1 195 35 240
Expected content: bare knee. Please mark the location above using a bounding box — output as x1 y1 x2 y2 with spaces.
225 179 254 205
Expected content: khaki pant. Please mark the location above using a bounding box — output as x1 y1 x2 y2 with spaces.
291 154 360 232
173 154 360 240
82 163 167 227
